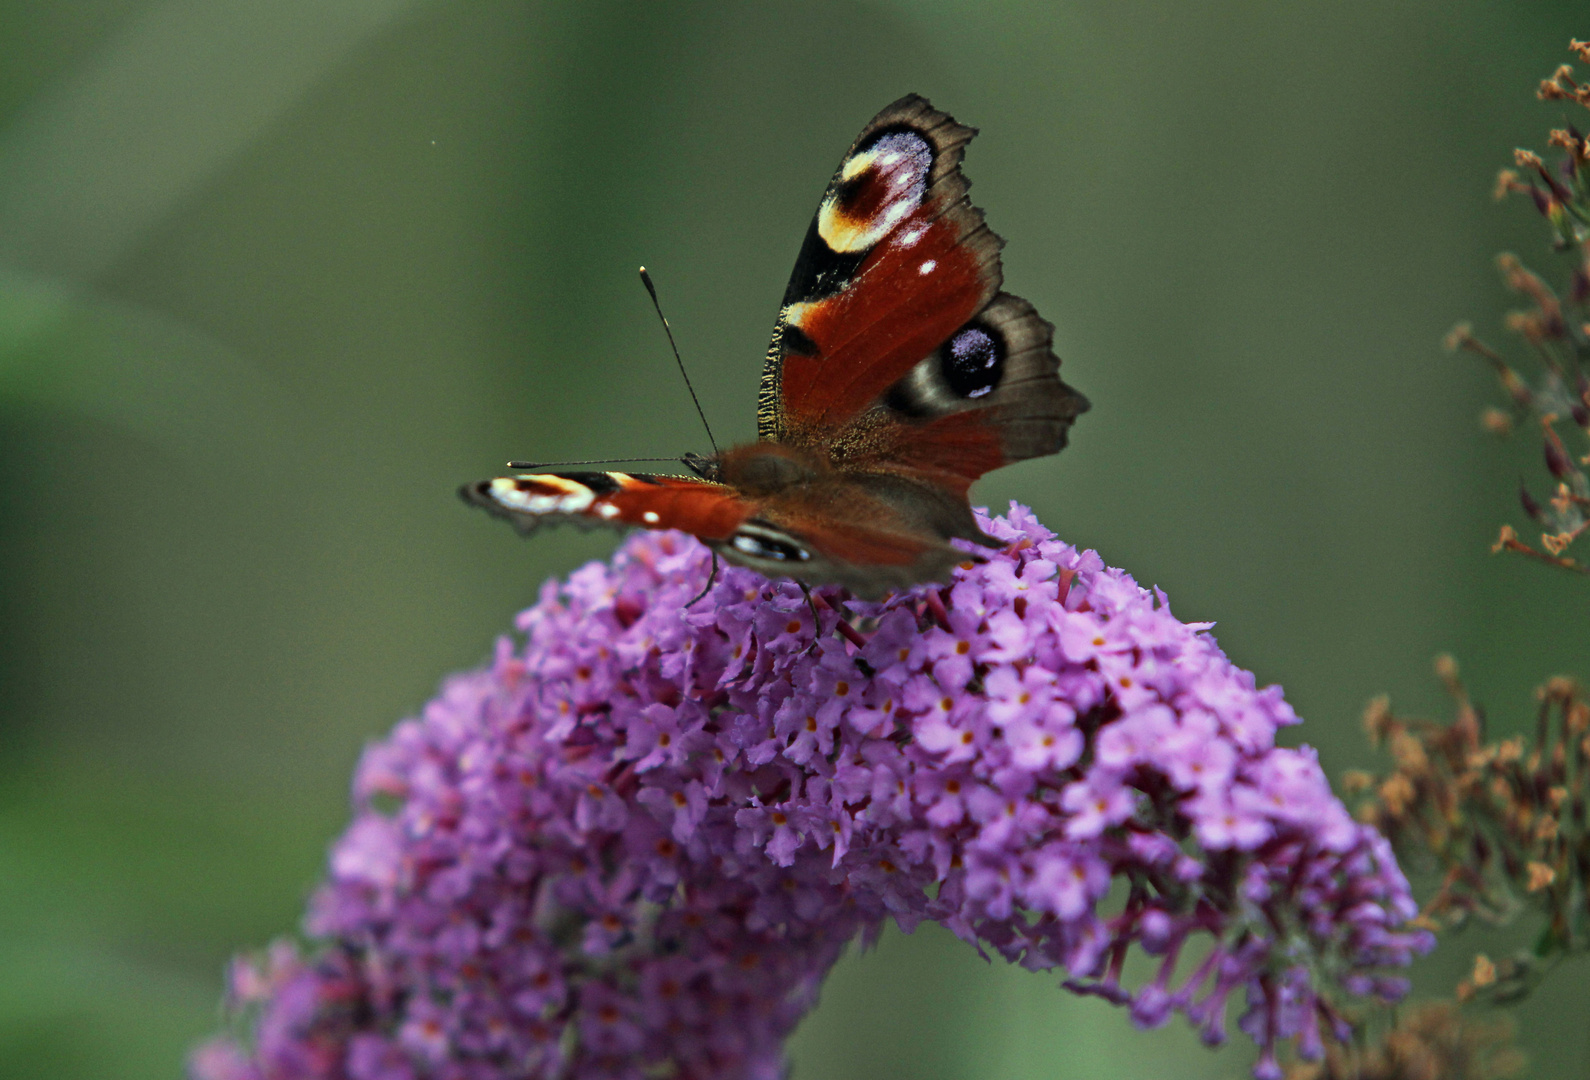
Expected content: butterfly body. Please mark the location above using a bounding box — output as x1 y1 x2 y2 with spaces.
463 95 1088 599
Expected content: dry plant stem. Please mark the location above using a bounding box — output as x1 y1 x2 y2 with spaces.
1282 1001 1524 1080
1353 656 1590 1002
1455 42 1590 574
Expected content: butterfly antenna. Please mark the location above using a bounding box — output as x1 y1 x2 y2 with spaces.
639 267 719 457
506 457 682 470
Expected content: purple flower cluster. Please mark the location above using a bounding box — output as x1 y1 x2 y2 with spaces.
193 505 1431 1080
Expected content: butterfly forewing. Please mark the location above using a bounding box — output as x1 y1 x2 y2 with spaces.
758 94 1087 484
759 97 987 438
462 472 753 539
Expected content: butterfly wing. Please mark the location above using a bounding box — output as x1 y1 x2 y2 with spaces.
460 472 754 540
461 469 967 598
708 468 986 597
759 95 1088 496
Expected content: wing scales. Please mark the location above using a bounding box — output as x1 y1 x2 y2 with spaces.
460 472 753 540
758 95 1086 483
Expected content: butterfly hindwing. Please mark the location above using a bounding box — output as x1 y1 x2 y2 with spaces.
712 461 993 596
868 292 1088 492
461 468 974 599
730 514 971 599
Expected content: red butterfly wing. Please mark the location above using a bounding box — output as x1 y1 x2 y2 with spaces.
461 472 753 540
759 95 1087 491
461 468 965 598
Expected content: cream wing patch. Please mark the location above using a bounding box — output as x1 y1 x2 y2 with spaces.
490 475 596 515
815 131 932 255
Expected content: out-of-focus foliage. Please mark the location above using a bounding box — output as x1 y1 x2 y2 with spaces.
3 2 1590 1078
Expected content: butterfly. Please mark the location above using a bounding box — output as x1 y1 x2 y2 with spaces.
462 95 1088 599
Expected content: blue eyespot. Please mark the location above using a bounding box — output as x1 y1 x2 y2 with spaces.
942 326 1003 399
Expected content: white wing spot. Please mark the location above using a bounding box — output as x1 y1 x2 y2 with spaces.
918 259 937 275
555 488 594 513
642 511 661 524
597 503 621 519
899 227 925 247
492 476 594 514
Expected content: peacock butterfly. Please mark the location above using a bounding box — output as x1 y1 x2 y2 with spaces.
461 95 1089 598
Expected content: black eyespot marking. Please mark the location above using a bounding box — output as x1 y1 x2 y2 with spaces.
778 126 935 308
882 380 932 419
831 129 930 221
830 170 871 217
781 217 869 305
558 472 622 494
779 321 820 359
726 523 811 563
940 324 1004 399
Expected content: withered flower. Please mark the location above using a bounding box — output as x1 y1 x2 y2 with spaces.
1282 1002 1523 1080
1462 43 1590 574
1355 657 1590 1001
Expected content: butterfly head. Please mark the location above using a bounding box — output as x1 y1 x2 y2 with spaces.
681 452 720 482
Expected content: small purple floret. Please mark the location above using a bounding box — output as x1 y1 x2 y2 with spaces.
194 505 1429 1080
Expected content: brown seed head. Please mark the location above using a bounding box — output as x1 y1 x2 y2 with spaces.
1525 861 1557 891
1481 408 1513 436
1380 773 1416 817
1363 695 1393 743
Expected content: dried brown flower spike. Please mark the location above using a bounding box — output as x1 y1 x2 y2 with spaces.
1283 1002 1523 1080
1355 657 1590 997
1459 41 1590 573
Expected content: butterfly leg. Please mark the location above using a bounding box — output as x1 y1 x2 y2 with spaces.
797 580 821 627
799 582 870 650
795 581 827 654
685 552 720 608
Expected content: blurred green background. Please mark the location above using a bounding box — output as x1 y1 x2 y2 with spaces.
2 1 1588 1077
